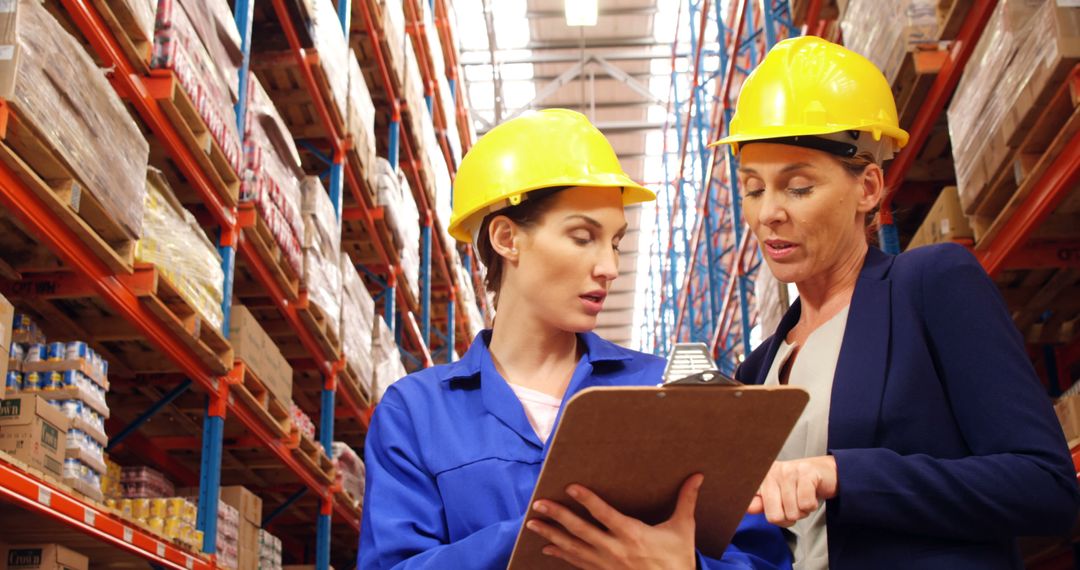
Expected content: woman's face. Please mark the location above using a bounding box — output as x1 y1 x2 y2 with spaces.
737 143 878 285
507 186 627 332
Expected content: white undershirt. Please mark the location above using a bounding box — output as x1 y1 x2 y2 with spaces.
763 305 850 570
508 383 563 443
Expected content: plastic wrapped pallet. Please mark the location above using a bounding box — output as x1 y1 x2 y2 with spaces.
245 77 305 276
137 169 225 333
347 50 378 185
456 263 485 339
301 176 341 255
301 177 343 338
169 0 242 101
258 529 283 570
152 0 243 175
331 441 365 506
373 157 421 300
341 254 376 388
403 41 427 138
371 317 407 400
310 0 351 126
113 0 158 48
947 0 1079 211
438 73 463 165
425 110 453 230
12 0 150 238
840 0 941 84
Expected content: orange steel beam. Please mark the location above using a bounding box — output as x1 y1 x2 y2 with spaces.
58 0 235 229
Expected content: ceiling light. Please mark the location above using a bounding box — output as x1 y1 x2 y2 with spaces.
565 0 598 26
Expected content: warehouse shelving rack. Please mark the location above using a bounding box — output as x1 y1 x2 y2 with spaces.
0 0 481 569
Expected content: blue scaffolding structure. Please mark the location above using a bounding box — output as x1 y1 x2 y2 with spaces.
645 0 802 372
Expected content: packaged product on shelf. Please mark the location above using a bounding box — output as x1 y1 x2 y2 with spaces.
220 486 261 570
341 255 376 389
102 456 123 500
309 0 350 126
109 495 202 549
331 441 365 506
946 0 1080 213
162 0 242 100
0 543 89 570
121 465 175 498
290 402 316 441
299 178 343 341
301 177 342 256
112 0 158 49
11 312 45 345
229 305 293 406
62 456 104 501
371 318 408 401
402 40 427 138
152 0 243 175
438 73 463 166
258 529 284 570
0 394 68 479
0 292 12 401
351 0 406 89
137 169 226 333
215 499 240 569
346 49 378 182
456 263 485 339
9 0 150 239
372 158 421 301
424 107 453 229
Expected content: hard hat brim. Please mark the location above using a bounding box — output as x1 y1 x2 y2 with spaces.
448 176 655 244
710 123 910 152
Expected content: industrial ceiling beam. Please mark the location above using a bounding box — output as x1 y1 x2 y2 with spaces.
526 6 659 19
461 50 690 66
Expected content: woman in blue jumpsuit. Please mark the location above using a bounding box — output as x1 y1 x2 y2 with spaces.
358 109 791 569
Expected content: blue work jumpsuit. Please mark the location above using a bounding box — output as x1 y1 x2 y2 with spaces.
359 330 792 569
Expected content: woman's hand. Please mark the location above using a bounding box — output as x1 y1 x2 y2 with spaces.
524 473 704 570
748 456 838 527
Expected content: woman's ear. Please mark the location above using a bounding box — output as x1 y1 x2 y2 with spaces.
487 215 519 262
857 163 886 215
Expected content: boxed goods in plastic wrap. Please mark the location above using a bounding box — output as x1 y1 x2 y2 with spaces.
8 0 150 239
258 529 283 570
0 543 89 570
906 186 973 250
301 177 341 256
214 499 240 569
946 0 1079 213
347 50 378 184
0 394 68 480
402 41 427 139
309 0 350 128
341 256 376 389
425 108 453 229
108 494 203 549
331 441 365 506
220 486 260 570
840 0 942 84
351 0 406 89
438 73 463 166
302 246 343 340
300 177 343 340
152 0 243 176
456 263 485 339
290 402 316 441
111 0 158 50
229 305 293 407
137 169 225 333
371 318 408 400
0 293 11 401
121 465 174 499
244 77 305 277
102 456 122 500
372 158 421 301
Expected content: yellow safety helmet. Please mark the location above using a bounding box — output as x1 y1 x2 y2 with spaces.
448 108 655 244
712 36 909 156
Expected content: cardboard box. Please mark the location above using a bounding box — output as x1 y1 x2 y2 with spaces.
1055 394 1080 448
0 395 68 479
228 306 293 407
0 292 13 401
907 186 974 250
220 485 262 526
0 543 88 570
237 519 259 570
0 0 18 101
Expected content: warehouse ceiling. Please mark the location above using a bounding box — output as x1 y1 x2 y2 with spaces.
457 0 680 347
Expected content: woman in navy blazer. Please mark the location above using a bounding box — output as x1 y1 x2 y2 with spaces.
714 37 1080 569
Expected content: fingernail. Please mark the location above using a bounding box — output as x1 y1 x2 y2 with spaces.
533 501 547 514
542 547 554 556
526 521 539 531
566 486 579 498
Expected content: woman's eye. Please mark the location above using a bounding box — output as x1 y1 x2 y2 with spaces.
744 187 765 198
570 233 592 245
788 186 814 196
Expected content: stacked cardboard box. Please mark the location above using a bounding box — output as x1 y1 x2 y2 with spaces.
840 0 943 84
906 186 974 250
308 0 350 130
341 256 376 392
0 395 68 482
301 177 344 343
5 0 150 239
221 486 262 570
137 169 225 333
947 1 1080 215
0 544 88 570
347 50 378 190
372 158 421 302
229 305 293 407
244 77 306 279
152 0 243 174
331 441 365 507
0 293 12 401
371 318 408 402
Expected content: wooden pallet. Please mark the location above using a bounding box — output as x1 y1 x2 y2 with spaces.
144 71 241 208
240 204 302 302
338 362 372 408
298 294 344 362
342 206 401 268
226 362 293 440
131 264 234 375
969 67 1080 245
288 429 335 484
350 0 406 98
250 51 348 140
0 104 137 275
90 0 154 74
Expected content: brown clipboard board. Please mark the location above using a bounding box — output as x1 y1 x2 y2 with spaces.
507 384 809 569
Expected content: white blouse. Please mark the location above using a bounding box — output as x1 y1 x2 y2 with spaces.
508 382 564 443
763 305 850 570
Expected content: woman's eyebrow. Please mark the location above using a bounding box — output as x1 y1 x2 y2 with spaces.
737 162 814 175
565 215 629 235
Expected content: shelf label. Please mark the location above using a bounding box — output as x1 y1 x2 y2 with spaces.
123 527 133 543
84 509 95 526
37 487 51 507
185 556 194 570
156 543 166 557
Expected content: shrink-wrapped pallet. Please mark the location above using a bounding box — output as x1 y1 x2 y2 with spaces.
301 177 343 339
341 255 376 388
310 0 351 126
371 317 407 401
373 158 421 301
840 0 941 84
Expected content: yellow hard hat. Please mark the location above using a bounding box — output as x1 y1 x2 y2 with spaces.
712 36 909 154
448 108 655 243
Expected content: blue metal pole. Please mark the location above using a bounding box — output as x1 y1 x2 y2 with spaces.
878 205 901 254
319 384 335 456
385 281 397 332
336 0 352 32
329 160 344 220
421 222 432 346
196 400 225 554
106 380 192 451
389 120 400 169
316 507 332 570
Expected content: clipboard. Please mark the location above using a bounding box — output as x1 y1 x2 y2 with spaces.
507 383 808 569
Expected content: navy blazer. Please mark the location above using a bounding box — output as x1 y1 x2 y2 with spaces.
735 243 1080 569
